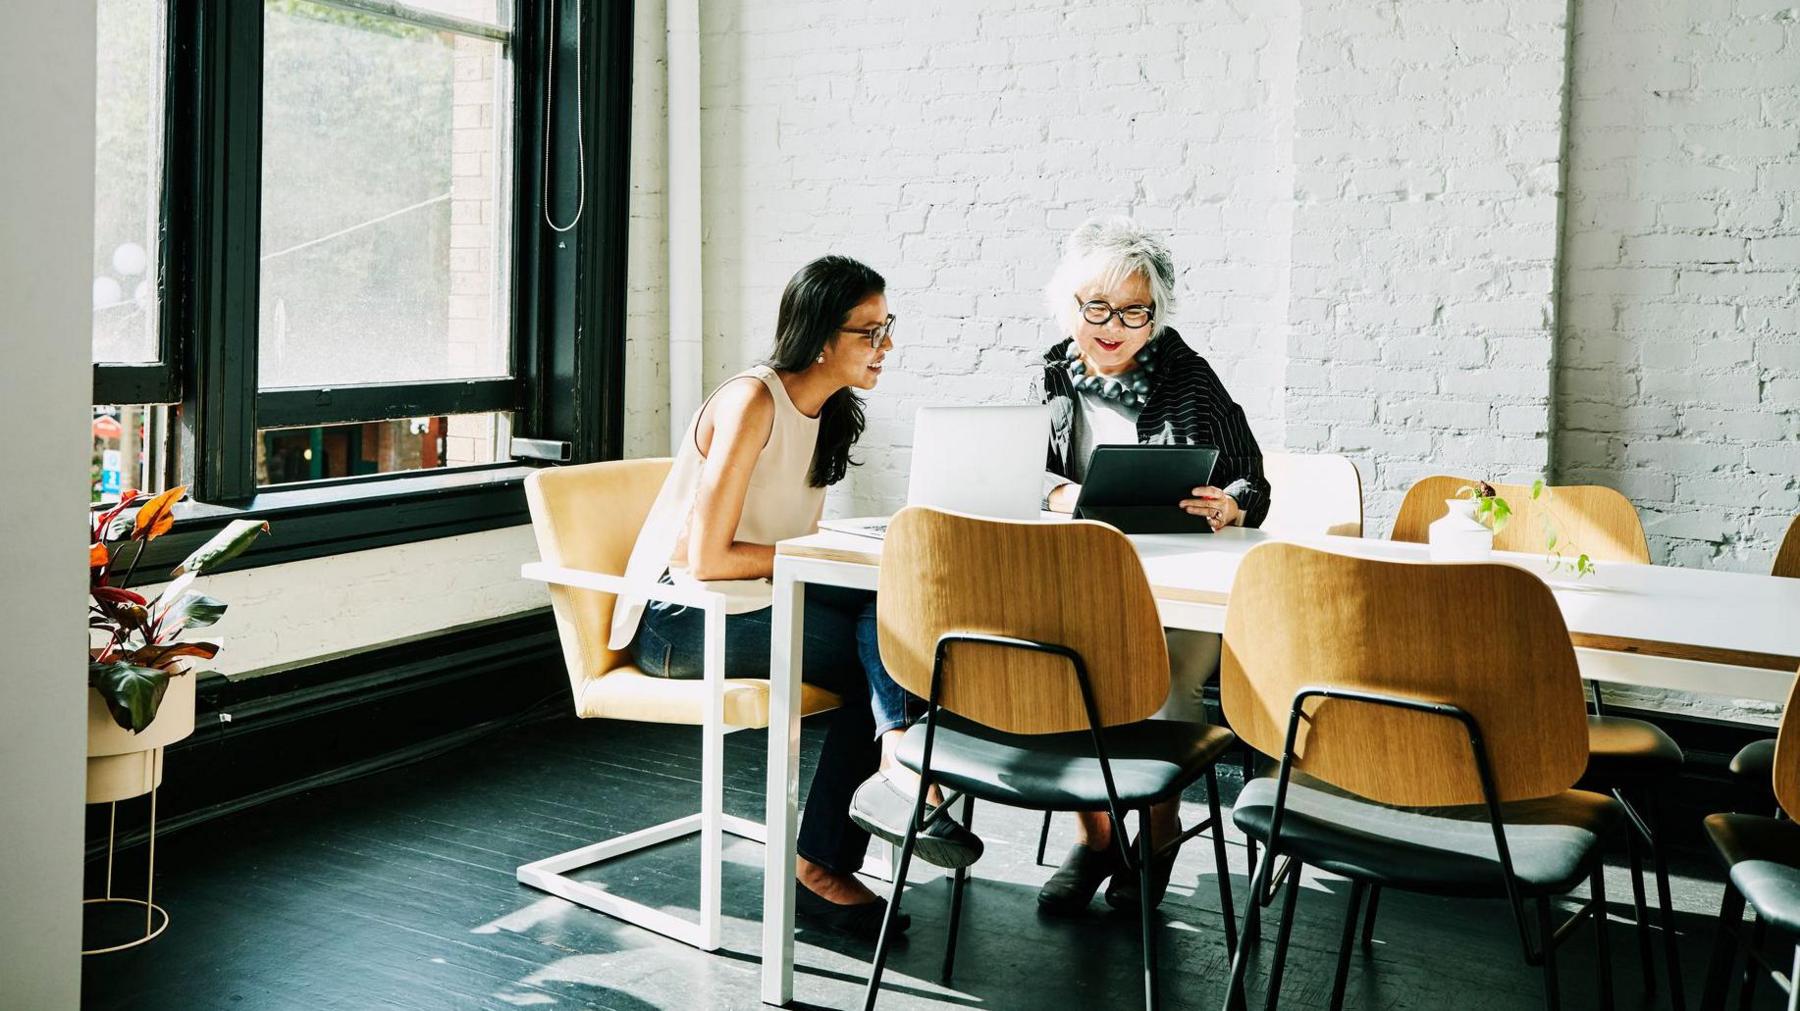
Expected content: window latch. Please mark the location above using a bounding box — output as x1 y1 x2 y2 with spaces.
510 437 571 463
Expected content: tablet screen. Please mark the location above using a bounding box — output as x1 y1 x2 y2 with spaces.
1076 444 1220 509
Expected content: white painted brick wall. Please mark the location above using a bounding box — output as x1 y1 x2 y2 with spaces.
1557 0 1800 577
1284 0 1571 530
610 0 1796 730
625 0 672 457
625 0 1791 558
689 0 1300 515
656 0 1589 531
138 526 548 678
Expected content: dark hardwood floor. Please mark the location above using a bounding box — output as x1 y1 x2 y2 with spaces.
79 714 1776 1010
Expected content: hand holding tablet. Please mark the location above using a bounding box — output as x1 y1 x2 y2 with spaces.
1073 444 1222 534
1181 485 1242 531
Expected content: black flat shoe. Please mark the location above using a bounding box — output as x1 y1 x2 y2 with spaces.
795 883 910 943
849 774 985 870
1104 832 1179 912
1037 842 1125 917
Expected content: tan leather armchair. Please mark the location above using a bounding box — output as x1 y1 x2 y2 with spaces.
514 458 839 951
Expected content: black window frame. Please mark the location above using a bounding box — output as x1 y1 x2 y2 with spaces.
90 0 183 409
94 0 632 581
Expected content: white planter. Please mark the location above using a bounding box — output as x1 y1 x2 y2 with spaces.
86 673 196 805
1428 498 1494 563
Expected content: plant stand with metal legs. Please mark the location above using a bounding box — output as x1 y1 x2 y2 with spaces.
84 753 169 956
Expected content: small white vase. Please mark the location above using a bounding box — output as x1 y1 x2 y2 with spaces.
1428 498 1494 562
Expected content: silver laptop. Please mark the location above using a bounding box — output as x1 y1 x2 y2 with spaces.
820 405 1051 539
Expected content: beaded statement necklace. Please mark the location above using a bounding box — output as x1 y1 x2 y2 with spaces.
1061 337 1157 408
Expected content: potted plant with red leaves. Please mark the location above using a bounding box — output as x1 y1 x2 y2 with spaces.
88 487 267 802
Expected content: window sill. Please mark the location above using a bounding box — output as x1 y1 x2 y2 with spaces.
116 464 537 585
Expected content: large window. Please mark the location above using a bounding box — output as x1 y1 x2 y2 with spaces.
259 1 512 391
88 0 633 571
92 0 167 367
257 0 515 486
92 0 174 498
252 0 514 485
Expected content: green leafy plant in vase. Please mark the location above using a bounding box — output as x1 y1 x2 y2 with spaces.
89 487 269 732
1457 480 1512 534
1455 479 1594 578
1526 479 1595 578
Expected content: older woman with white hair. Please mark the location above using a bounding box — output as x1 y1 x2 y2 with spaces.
846 217 1269 912
1035 215 1270 917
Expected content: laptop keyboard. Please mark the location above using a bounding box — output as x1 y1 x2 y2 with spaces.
820 518 889 539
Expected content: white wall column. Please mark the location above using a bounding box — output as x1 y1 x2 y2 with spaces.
0 0 97 1002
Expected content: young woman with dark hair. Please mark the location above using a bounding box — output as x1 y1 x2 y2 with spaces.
607 255 906 940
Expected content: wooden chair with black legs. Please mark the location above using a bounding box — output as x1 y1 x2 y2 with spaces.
1219 542 1619 1011
1388 474 1687 1008
861 506 1240 1011
1032 450 1365 911
1723 515 1800 819
1713 519 1800 1008
1701 666 1800 1010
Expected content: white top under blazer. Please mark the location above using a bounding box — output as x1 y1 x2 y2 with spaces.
608 366 826 651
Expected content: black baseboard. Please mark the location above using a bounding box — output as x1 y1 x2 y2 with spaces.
87 619 1774 863
85 609 566 860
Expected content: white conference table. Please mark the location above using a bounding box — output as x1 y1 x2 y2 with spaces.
758 524 1800 1006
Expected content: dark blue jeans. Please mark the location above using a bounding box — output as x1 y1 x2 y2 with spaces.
634 583 886 876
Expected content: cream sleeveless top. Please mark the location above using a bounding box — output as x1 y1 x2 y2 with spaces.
608 366 827 650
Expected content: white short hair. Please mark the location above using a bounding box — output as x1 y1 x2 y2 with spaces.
1044 216 1179 339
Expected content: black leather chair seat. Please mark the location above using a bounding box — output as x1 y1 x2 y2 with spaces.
1233 773 1620 897
1705 813 1800 934
894 712 1236 811
1729 738 1776 783
1580 714 1684 784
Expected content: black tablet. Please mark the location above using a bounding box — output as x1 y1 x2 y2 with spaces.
1073 444 1221 534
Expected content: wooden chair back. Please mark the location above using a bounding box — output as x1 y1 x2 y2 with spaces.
1775 668 1800 820
1221 542 1590 806
525 459 674 700
1775 515 1800 579
1392 475 1650 564
877 506 1169 735
1260 452 1364 538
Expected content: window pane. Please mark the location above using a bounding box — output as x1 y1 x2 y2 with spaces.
259 1 513 389
92 406 170 503
256 413 511 486
92 0 166 364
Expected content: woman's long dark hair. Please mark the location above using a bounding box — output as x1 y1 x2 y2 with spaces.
766 255 883 487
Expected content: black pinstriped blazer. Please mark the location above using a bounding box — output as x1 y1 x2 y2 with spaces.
1041 327 1272 528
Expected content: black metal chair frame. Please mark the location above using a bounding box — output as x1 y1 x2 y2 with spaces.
1036 741 1282 943
1587 683 1688 1007
1702 847 1800 1009
1334 683 1686 1007
1220 686 1615 1011
861 632 1239 1011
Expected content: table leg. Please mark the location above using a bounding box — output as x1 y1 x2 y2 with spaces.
761 565 805 1005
